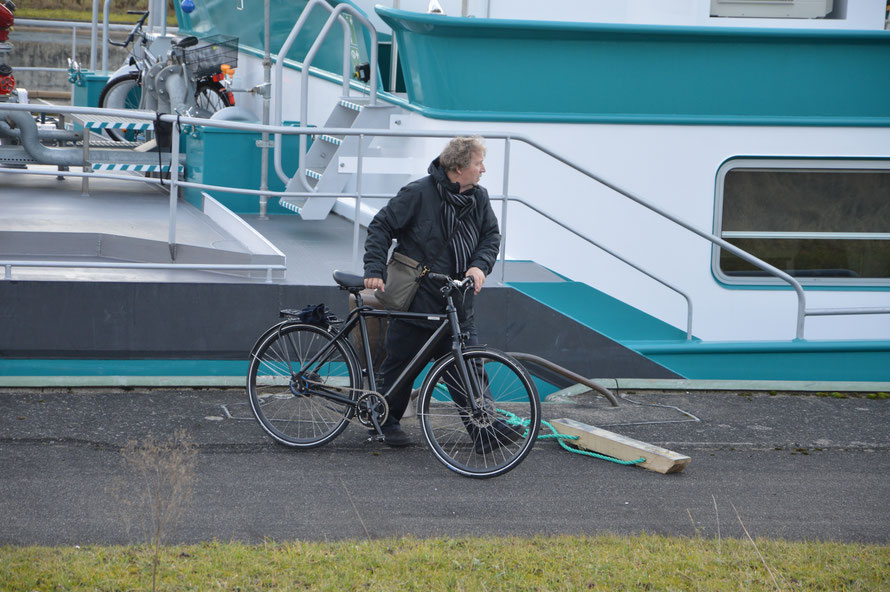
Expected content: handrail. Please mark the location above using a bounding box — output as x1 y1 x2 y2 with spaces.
271 0 379 190
2 102 888 340
272 0 347 187
295 2 379 192
2 261 285 283
499 135 812 338
15 19 141 31
492 194 694 340
507 352 618 406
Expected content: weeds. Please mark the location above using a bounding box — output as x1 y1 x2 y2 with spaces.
115 429 197 592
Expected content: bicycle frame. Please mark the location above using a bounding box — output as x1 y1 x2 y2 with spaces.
289 289 486 431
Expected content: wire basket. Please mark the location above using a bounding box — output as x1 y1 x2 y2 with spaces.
183 35 239 78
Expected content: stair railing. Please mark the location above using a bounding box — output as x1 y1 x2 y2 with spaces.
492 193 694 340
494 136 890 341
272 0 379 192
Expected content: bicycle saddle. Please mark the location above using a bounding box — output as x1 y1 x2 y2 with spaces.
333 270 365 291
176 35 199 48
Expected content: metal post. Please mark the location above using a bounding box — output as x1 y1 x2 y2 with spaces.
499 138 510 284
161 0 168 38
89 0 99 71
81 124 90 196
258 0 271 219
341 17 351 98
352 134 364 271
168 122 180 260
390 0 399 92
102 0 111 73
71 27 77 71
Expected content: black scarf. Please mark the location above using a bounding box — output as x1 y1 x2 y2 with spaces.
437 183 478 275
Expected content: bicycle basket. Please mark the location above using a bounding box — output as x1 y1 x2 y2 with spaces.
182 35 238 78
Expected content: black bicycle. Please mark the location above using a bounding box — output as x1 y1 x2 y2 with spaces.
246 271 541 478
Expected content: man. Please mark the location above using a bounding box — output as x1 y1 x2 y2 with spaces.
363 136 500 447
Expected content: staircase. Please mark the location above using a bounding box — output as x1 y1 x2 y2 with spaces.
280 96 403 220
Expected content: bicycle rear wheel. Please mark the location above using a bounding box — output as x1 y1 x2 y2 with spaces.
193 80 233 118
247 323 360 448
97 71 142 141
419 348 540 478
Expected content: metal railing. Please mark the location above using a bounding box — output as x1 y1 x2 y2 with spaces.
2 102 888 338
16 0 177 74
271 0 379 192
2 261 283 283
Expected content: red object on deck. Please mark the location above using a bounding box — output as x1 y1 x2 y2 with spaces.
0 66 14 95
0 2 13 43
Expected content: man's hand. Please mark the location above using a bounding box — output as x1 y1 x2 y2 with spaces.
465 266 486 294
365 277 385 291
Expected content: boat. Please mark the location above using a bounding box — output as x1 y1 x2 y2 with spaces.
1 0 888 388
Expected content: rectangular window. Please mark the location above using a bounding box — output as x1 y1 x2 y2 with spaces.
714 159 890 286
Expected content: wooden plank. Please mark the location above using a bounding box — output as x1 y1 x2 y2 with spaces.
550 418 691 474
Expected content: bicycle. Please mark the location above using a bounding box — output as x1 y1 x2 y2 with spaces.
97 10 234 141
246 271 541 479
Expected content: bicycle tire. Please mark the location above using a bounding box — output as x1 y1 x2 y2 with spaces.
193 79 233 118
97 71 142 141
419 347 540 478
247 323 361 448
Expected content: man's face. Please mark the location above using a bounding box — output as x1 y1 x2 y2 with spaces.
454 151 485 190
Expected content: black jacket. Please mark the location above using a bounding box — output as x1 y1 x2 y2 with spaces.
363 158 501 326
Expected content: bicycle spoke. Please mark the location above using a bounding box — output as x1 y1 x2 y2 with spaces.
420 349 540 478
247 324 359 448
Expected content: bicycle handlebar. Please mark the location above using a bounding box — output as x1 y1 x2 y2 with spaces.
109 10 150 48
427 272 474 292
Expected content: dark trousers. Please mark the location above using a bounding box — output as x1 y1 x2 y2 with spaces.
378 319 477 426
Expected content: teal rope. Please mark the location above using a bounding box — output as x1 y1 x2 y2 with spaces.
497 408 646 466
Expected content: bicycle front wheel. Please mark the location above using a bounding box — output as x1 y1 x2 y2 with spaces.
419 348 540 478
247 323 360 448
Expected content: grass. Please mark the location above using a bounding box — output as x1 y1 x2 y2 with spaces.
2 535 888 591
14 8 178 26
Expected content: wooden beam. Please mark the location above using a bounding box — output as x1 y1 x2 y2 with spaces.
550 418 691 474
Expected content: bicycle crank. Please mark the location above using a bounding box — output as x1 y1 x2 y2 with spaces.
356 392 389 428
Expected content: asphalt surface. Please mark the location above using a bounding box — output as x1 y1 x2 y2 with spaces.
1 387 888 545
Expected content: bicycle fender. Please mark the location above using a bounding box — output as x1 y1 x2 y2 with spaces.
108 63 137 81
246 320 314 359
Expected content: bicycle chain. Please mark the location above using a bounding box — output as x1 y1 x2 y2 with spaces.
303 380 389 427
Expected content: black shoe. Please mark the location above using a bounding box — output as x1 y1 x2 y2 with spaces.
380 424 412 448
473 420 526 455
495 420 526 445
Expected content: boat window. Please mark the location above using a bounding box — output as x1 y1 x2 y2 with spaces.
710 0 845 19
713 159 890 286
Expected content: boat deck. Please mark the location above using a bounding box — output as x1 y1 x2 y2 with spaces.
0 166 565 285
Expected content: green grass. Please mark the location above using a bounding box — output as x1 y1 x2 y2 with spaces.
15 8 177 26
2 534 888 591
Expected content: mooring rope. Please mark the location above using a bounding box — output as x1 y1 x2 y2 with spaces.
497 408 646 466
